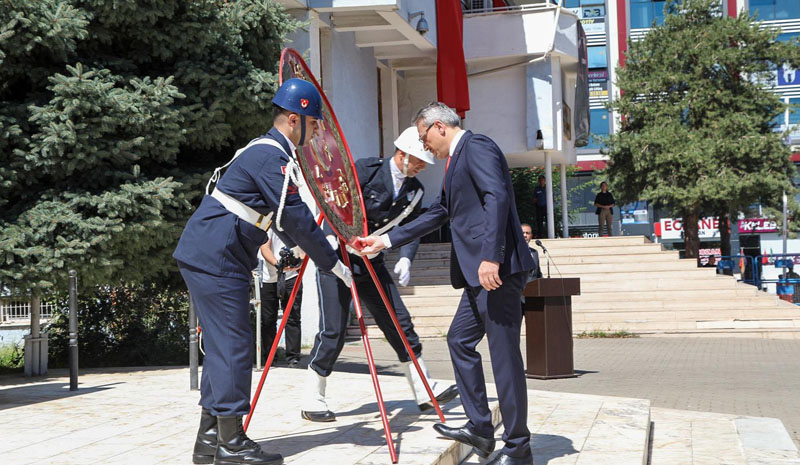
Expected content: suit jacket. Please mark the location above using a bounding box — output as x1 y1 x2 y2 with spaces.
528 247 543 282
325 157 424 274
387 131 534 289
174 127 337 279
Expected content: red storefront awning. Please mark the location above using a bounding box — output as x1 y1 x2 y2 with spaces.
576 160 607 172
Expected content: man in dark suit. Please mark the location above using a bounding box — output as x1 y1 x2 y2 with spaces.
360 102 535 465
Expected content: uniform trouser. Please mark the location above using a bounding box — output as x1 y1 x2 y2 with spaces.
260 276 302 362
179 263 253 417
448 272 531 458
535 205 547 238
308 260 422 377
598 208 613 236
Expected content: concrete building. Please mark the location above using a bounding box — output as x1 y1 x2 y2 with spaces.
273 0 589 342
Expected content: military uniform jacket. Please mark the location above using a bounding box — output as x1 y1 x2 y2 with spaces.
325 157 424 274
174 127 337 280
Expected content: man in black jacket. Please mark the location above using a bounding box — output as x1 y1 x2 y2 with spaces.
302 127 459 422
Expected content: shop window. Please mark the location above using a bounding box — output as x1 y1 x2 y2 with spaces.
587 46 608 69
630 0 666 29
587 109 610 150
790 98 800 126
750 0 800 21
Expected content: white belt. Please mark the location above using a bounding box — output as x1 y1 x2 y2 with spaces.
211 189 274 231
206 137 288 232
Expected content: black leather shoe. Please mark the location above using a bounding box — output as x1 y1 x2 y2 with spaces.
432 423 495 458
214 416 283 465
485 452 534 465
301 410 336 422
192 408 217 464
419 384 460 412
287 359 300 369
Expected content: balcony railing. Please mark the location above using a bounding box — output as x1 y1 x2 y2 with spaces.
1 298 56 324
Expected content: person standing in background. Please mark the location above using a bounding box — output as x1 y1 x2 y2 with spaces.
594 182 615 237
258 230 303 368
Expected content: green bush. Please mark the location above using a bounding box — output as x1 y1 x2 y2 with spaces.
0 343 24 374
46 282 190 368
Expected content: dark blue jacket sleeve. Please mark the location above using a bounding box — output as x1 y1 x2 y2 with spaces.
388 194 448 249
254 157 338 272
465 136 509 264
398 193 423 261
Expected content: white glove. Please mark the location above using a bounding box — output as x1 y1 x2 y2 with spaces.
331 260 353 288
290 246 305 260
326 235 339 250
393 257 411 287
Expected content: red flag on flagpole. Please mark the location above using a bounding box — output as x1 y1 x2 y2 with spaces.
436 0 470 118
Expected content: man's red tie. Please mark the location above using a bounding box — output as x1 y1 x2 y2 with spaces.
443 155 452 190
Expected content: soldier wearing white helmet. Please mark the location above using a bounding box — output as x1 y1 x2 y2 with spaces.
302 127 459 422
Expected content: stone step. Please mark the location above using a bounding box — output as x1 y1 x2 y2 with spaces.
558 269 721 281
552 253 685 264
649 407 800 464
573 318 800 333
540 235 652 247
545 244 667 257
571 297 782 310
578 278 738 292
572 288 762 301
459 391 651 465
573 309 800 323
551 261 702 273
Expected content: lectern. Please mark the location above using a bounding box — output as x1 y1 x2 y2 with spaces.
523 278 581 379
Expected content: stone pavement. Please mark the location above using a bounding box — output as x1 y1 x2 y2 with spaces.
336 336 800 449
1 366 659 465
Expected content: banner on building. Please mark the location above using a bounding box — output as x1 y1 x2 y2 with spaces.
655 217 720 240
738 218 779 234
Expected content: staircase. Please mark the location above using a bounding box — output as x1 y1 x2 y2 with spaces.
384 237 800 338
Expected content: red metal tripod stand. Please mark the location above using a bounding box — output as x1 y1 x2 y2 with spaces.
244 240 445 464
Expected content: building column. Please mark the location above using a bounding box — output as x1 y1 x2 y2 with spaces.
560 163 569 238
545 153 555 239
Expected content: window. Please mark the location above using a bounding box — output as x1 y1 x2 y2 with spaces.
587 109 611 149
790 98 800 126
587 46 608 69
630 0 666 29
750 0 800 20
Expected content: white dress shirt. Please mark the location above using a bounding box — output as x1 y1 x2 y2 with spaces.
388 156 407 198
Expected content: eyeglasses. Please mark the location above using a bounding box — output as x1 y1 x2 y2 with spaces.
418 123 435 143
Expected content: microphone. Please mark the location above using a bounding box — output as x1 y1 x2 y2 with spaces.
535 240 550 278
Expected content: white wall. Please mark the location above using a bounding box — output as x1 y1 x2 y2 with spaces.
397 73 443 207
328 28 380 160
466 66 529 155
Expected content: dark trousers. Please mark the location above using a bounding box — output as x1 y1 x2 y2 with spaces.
179 263 253 417
535 205 547 238
308 259 422 377
260 276 302 363
448 271 530 458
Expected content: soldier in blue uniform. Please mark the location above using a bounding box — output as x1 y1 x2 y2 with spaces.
301 127 459 422
174 78 353 465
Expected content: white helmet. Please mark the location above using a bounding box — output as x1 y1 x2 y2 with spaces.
394 126 435 165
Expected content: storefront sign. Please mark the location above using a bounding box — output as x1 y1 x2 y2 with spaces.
738 218 778 234
588 70 608 83
777 64 800 87
656 217 720 240
588 79 608 98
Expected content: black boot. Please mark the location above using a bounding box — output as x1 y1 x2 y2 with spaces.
214 415 283 465
192 408 217 464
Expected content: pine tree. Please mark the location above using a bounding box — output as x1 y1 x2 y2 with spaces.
0 0 299 294
605 0 800 258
